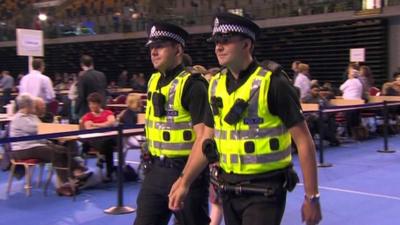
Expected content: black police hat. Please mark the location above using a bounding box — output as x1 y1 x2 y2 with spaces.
209 12 260 42
146 22 189 47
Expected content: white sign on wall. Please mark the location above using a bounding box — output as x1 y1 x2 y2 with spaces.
16 29 44 57
350 48 365 62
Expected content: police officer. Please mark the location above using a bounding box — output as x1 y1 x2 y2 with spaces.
169 13 322 225
134 22 212 225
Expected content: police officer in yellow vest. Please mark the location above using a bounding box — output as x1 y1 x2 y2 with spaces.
134 22 212 225
169 13 322 225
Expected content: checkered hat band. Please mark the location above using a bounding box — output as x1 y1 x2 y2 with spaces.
213 24 255 40
150 30 185 46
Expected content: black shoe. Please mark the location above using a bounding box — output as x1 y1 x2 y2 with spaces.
329 140 341 147
102 175 113 183
76 171 93 181
96 158 105 169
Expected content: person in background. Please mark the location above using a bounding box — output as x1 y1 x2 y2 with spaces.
340 63 363 100
118 93 143 157
303 84 340 146
359 65 374 99
76 55 108 118
68 72 82 124
19 58 55 104
294 63 311 100
16 72 25 86
54 76 71 91
191 65 208 79
10 94 91 196
0 70 14 112
132 73 147 93
382 71 400 96
291 60 301 80
34 97 54 123
359 65 374 90
340 63 364 139
117 69 129 88
81 92 116 182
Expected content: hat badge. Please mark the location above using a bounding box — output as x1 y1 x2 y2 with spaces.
150 26 156 36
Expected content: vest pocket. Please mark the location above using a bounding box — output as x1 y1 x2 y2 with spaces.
183 130 192 141
244 141 255 153
163 131 171 141
269 138 280 151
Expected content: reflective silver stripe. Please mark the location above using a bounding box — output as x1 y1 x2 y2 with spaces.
210 78 219 97
221 154 227 163
166 71 188 123
146 120 192 130
247 69 268 129
230 125 286 139
214 129 227 139
222 146 291 164
149 140 193 150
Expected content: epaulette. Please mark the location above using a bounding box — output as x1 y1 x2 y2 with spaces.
260 60 290 81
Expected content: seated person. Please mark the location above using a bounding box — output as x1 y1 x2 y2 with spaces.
117 93 143 154
340 63 363 137
9 94 90 196
303 84 340 146
81 92 116 181
34 97 54 123
340 64 363 100
382 72 400 96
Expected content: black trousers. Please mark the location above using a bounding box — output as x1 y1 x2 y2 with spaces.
220 177 287 225
134 159 210 225
87 137 116 177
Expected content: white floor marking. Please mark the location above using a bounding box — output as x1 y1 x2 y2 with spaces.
298 183 400 201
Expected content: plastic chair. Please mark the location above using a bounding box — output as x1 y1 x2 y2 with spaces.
7 159 47 196
369 87 380 96
114 95 127 104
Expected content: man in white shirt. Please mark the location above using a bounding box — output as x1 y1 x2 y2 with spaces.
294 63 311 100
19 58 55 103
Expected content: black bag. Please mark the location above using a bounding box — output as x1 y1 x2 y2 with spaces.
123 165 139 182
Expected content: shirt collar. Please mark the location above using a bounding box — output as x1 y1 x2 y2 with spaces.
163 64 185 78
227 60 258 79
30 70 42 75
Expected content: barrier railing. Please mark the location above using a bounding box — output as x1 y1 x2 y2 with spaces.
302 101 400 168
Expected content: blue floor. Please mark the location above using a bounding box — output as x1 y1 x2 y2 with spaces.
1 136 400 225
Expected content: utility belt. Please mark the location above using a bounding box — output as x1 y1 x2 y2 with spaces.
140 142 188 174
210 165 299 197
151 155 188 169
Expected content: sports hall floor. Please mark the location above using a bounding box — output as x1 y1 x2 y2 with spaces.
1 135 399 225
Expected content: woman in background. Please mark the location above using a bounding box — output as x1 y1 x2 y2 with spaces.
81 92 116 182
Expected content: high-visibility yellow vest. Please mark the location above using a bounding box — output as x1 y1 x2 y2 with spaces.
145 70 194 158
209 66 292 174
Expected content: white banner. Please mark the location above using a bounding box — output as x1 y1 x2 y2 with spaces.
16 29 44 57
350 48 365 62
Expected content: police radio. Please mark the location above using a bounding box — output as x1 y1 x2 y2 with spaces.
224 98 249 125
152 92 166 117
202 138 219 163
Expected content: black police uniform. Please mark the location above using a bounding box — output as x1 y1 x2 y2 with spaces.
208 13 304 225
134 22 213 225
